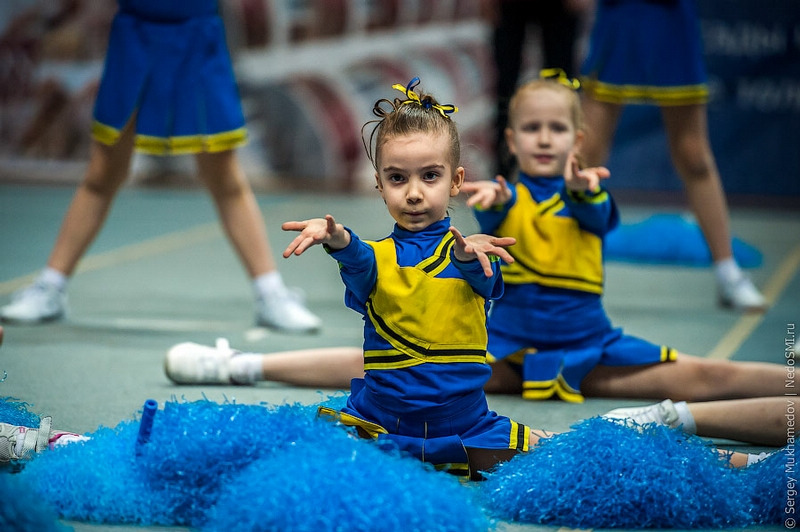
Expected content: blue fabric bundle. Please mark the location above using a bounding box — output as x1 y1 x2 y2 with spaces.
605 213 762 268
479 417 778 529
16 398 489 531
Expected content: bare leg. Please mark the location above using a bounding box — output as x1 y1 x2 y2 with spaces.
581 353 784 401
661 105 732 262
47 121 137 275
259 346 363 388
689 397 789 446
578 96 623 167
484 359 523 394
195 150 276 278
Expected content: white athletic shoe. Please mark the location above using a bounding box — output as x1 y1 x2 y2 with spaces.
165 338 241 385
0 282 67 323
718 275 766 312
256 288 321 333
0 417 86 462
603 399 681 429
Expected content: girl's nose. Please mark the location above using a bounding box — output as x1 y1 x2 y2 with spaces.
538 127 552 145
406 180 423 201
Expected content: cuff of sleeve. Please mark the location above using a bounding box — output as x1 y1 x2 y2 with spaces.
566 187 607 204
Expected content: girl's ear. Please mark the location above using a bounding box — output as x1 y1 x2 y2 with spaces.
573 129 585 151
504 127 516 155
450 166 465 197
374 173 383 192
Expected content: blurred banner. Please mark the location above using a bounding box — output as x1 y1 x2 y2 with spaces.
1 0 797 199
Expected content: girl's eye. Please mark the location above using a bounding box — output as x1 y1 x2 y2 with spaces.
550 122 569 133
423 171 439 181
387 174 405 183
521 123 540 132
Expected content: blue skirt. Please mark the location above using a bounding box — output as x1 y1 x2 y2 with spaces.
91 1 247 155
579 0 708 106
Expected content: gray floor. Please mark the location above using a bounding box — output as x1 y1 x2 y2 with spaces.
1 182 797 531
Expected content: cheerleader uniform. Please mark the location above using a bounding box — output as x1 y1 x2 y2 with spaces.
579 0 709 106
318 218 530 478
91 0 247 154
474 175 677 403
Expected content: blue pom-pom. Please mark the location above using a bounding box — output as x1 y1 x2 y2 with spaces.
0 396 41 428
19 398 488 530
605 213 762 268
0 473 66 532
479 417 774 529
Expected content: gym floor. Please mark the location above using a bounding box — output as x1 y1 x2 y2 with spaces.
1 181 797 532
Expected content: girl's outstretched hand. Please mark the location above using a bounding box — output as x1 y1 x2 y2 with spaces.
282 214 350 257
564 152 610 193
460 176 512 209
449 226 516 277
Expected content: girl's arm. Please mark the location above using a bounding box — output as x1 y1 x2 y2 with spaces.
563 154 619 236
448 226 516 299
283 215 376 304
461 176 516 234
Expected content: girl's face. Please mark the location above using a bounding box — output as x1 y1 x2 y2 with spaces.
505 87 583 177
375 131 464 232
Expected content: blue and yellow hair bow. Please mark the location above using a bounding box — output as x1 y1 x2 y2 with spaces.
539 68 580 90
391 77 458 118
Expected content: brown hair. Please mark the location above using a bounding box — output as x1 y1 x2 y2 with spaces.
362 83 460 172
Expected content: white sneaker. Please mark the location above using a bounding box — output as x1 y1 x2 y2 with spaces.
0 282 67 323
256 288 321 333
165 338 240 385
603 399 681 429
718 275 767 312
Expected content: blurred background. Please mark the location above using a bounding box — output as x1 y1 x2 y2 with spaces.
0 0 797 202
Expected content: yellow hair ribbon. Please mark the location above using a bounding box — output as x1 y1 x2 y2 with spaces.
391 77 459 119
540 68 581 90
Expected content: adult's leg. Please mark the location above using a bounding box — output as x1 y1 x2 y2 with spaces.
194 150 276 278
46 119 137 275
581 353 784 401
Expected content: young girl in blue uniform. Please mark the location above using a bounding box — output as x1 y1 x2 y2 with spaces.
0 0 320 333
578 0 765 311
460 72 784 408
279 79 551 479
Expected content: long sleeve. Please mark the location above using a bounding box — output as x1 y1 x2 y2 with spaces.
562 185 620 237
327 228 377 312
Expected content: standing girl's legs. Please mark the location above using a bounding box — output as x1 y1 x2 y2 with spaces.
47 119 137 276
194 150 275 278
194 150 321 332
578 96 623 167
0 119 137 323
660 105 731 264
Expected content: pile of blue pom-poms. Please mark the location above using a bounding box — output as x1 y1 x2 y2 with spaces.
2 397 785 530
479 417 785 529
11 397 489 531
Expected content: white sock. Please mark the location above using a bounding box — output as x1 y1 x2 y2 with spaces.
713 257 743 284
673 401 697 434
228 354 264 384
746 451 770 466
253 271 286 299
38 267 67 291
